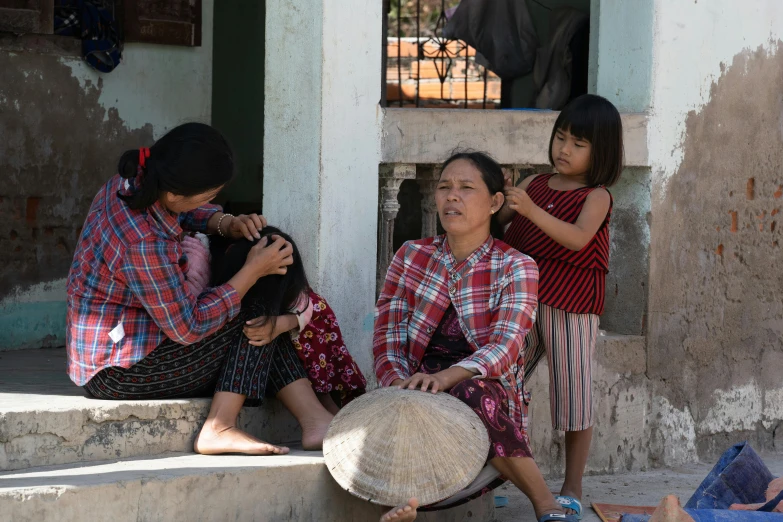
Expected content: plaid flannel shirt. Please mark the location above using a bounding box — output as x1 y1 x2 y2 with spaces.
66 175 241 385
373 235 538 427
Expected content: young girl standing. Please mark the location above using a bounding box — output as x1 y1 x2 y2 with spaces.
497 94 624 519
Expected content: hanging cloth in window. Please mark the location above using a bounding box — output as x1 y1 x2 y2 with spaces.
443 0 538 80
532 7 589 110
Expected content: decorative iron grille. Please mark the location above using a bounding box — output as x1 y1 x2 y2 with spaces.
384 0 499 109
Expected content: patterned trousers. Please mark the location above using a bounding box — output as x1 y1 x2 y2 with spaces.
84 313 308 401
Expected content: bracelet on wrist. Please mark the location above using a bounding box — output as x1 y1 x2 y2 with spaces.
217 213 234 238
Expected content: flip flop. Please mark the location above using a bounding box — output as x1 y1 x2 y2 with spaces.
538 513 579 522
555 495 583 520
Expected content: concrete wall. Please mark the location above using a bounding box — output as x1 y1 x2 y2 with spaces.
0 2 214 351
646 0 783 465
263 0 383 382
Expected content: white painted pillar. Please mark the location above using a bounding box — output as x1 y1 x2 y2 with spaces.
264 1 383 382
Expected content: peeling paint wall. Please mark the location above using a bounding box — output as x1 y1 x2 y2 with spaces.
0 1 214 351
647 0 783 464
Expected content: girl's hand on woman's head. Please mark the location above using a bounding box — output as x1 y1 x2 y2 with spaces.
244 235 294 278
228 213 267 241
397 372 448 394
505 186 535 218
243 316 277 346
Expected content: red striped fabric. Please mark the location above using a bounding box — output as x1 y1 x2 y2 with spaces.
504 174 612 315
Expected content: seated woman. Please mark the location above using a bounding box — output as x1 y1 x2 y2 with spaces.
374 151 575 522
209 228 366 413
66 122 333 455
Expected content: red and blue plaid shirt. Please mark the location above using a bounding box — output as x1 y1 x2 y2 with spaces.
373 235 538 427
66 175 241 385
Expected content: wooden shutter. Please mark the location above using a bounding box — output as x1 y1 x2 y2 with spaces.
124 0 201 47
0 0 54 34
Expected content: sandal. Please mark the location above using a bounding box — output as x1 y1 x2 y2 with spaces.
555 495 583 520
538 513 580 522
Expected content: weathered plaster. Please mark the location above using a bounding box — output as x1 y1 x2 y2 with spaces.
648 37 783 462
648 1 783 185
601 167 651 335
0 1 214 350
527 334 651 477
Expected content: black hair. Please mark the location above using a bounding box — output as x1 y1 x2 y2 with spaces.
441 150 505 238
548 94 624 187
117 122 234 210
211 226 309 317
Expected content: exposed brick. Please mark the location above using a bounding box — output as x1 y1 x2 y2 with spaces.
448 80 501 101
387 40 419 58
387 67 406 83
716 244 724 256
25 196 41 224
411 60 442 80
386 81 447 101
729 210 738 233
746 177 755 200
775 185 783 198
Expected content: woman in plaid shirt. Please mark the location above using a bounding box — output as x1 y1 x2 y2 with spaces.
376 152 576 522
67 123 336 456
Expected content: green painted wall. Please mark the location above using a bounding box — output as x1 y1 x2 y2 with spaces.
212 0 266 214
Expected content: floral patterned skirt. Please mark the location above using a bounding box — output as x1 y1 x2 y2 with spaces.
291 290 366 406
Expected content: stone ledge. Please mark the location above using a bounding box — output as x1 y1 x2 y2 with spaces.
0 451 493 522
0 348 300 471
381 108 649 167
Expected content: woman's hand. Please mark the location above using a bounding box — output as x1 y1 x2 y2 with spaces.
397 367 476 393
244 314 299 346
397 372 449 394
504 186 535 218
244 235 293 278
243 316 277 347
225 213 267 241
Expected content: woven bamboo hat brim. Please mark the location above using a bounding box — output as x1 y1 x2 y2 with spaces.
323 387 490 507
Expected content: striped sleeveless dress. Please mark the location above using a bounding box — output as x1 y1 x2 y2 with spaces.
504 173 612 315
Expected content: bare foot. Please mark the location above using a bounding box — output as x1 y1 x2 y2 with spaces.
650 496 695 522
381 498 419 521
300 411 334 450
194 423 289 456
317 393 341 415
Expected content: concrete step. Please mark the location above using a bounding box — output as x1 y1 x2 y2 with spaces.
0 451 493 522
0 348 301 471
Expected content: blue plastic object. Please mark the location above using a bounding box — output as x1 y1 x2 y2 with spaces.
623 442 781 522
685 442 775 510
622 509 783 522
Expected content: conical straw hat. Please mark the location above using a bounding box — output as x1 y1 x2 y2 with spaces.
323 387 490 507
